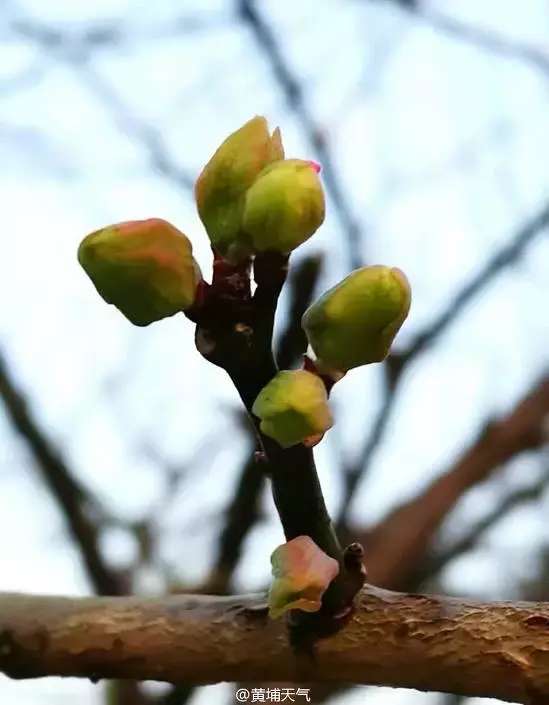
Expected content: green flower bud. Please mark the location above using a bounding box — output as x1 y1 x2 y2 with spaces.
195 115 284 262
252 370 333 449
302 266 411 373
78 218 202 326
242 159 325 254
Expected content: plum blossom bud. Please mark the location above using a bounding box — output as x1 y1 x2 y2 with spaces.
268 536 340 619
194 115 284 262
252 370 333 449
242 159 325 254
302 265 411 374
78 218 202 326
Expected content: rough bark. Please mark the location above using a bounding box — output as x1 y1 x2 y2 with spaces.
2 587 549 703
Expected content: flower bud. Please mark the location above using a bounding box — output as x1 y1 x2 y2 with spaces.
251 370 333 449
268 536 339 619
195 116 284 262
78 218 202 326
242 159 325 254
302 266 411 373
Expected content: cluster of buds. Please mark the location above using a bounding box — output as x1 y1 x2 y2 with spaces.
195 116 325 262
253 265 410 449
76 116 412 620
77 117 411 445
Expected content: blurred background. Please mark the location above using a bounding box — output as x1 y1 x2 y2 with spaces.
1 0 549 703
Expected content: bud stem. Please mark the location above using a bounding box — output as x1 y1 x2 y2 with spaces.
187 251 363 619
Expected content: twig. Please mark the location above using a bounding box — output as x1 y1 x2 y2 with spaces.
339 200 549 520
276 254 323 370
399 2 549 77
412 473 549 588
0 349 125 596
189 252 363 616
205 454 264 594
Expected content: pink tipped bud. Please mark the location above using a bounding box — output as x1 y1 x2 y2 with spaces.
308 160 321 173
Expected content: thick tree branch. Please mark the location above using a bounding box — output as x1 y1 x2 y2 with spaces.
3 586 549 703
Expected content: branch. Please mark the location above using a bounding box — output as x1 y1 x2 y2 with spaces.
339 199 549 519
2 586 549 703
275 254 323 370
205 454 264 593
394 2 549 77
0 349 125 596
398 200 549 366
360 374 549 589
9 15 194 192
239 0 364 269
413 472 549 587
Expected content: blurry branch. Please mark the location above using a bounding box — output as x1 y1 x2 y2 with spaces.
395 202 549 368
395 2 549 77
355 374 549 589
0 349 126 596
412 470 549 588
79 65 194 191
5 587 549 703
10 15 194 191
338 199 549 522
239 0 364 270
204 254 324 595
275 254 323 369
439 696 465 705
0 60 47 95
8 14 229 49
204 454 263 594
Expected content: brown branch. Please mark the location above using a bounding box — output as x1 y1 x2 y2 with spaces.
360 374 549 589
0 349 125 597
413 472 549 588
3 586 549 703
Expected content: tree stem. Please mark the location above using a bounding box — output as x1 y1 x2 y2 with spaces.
191 251 362 617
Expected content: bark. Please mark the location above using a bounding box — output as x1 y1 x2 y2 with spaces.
2 587 549 703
